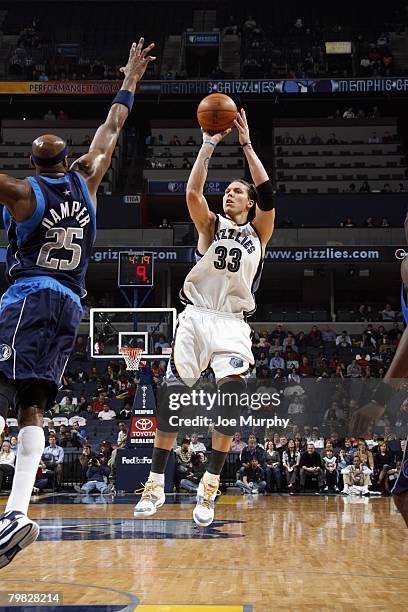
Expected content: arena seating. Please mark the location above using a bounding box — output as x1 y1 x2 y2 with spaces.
274 118 407 193
0 120 122 193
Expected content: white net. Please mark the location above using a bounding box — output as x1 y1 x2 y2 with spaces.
119 347 144 371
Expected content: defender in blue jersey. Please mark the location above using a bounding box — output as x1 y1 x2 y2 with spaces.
350 222 408 528
0 38 156 568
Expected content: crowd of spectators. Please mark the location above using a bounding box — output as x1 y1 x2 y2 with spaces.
2 8 403 82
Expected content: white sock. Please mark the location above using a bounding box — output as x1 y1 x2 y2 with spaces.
6 426 45 515
0 415 5 436
204 471 219 483
149 471 165 485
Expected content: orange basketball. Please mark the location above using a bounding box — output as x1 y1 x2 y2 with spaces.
197 93 238 134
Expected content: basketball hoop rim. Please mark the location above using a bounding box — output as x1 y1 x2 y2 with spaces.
119 346 144 371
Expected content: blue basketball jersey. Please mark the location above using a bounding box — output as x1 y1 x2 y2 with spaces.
3 171 96 298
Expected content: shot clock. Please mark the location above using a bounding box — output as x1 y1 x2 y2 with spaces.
118 252 154 287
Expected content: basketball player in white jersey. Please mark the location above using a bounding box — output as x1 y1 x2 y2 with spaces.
135 109 275 526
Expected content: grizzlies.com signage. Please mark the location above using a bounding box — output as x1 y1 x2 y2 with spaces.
0 246 405 265
185 32 220 46
80 246 408 265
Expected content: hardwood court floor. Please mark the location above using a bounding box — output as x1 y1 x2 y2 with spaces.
0 493 407 611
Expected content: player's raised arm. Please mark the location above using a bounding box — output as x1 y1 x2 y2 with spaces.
234 109 275 247
70 38 155 205
186 128 230 235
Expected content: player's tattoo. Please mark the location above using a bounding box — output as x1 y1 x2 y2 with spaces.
204 157 210 170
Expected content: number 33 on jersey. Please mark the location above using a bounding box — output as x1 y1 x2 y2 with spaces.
181 214 263 316
3 172 96 298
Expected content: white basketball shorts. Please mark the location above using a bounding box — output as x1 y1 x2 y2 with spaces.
166 305 254 385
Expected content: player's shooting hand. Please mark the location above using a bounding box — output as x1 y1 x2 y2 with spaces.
120 38 156 82
201 127 231 146
234 108 250 146
349 401 386 437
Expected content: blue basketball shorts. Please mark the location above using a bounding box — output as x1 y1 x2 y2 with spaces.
0 288 82 389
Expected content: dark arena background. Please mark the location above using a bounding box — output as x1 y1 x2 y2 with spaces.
0 1 407 610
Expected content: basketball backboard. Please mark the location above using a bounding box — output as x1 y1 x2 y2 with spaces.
90 307 177 359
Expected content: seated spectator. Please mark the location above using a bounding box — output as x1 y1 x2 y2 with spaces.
175 438 193 487
347 183 356 193
100 440 113 463
0 440 15 491
182 157 192 169
169 135 181 145
341 217 355 227
117 421 128 446
356 439 374 470
298 356 314 377
282 439 300 490
336 448 349 488
33 459 53 493
118 401 132 420
382 183 392 193
43 434 64 489
57 109 68 120
236 458 267 494
264 441 281 492
296 133 306 144
342 107 355 119
282 131 294 144
299 443 324 490
269 351 285 372
285 350 299 370
287 393 304 419
189 433 206 454
78 444 95 485
43 109 56 120
336 331 351 347
359 181 371 193
323 401 344 427
347 359 362 378
287 367 300 384
326 133 338 145
322 448 338 491
341 455 372 494
184 135 196 145
255 351 269 370
230 432 246 452
74 453 113 495
310 133 323 144
180 451 208 492
92 392 107 413
381 303 395 321
380 216 390 227
368 131 380 144
373 441 395 493
98 403 117 420
239 434 265 477
364 216 375 227
321 326 336 343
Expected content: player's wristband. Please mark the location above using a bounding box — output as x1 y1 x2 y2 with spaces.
372 381 394 405
203 140 216 147
111 89 134 112
242 141 252 148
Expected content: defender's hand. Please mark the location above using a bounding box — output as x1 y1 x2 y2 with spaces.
234 108 250 146
120 38 156 82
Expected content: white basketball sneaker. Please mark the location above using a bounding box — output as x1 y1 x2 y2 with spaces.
134 479 166 517
193 473 220 527
0 511 40 569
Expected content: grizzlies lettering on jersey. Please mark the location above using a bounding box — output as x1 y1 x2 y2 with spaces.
3 172 96 297
181 214 263 315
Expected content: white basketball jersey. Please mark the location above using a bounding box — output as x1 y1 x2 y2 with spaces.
181 214 263 315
